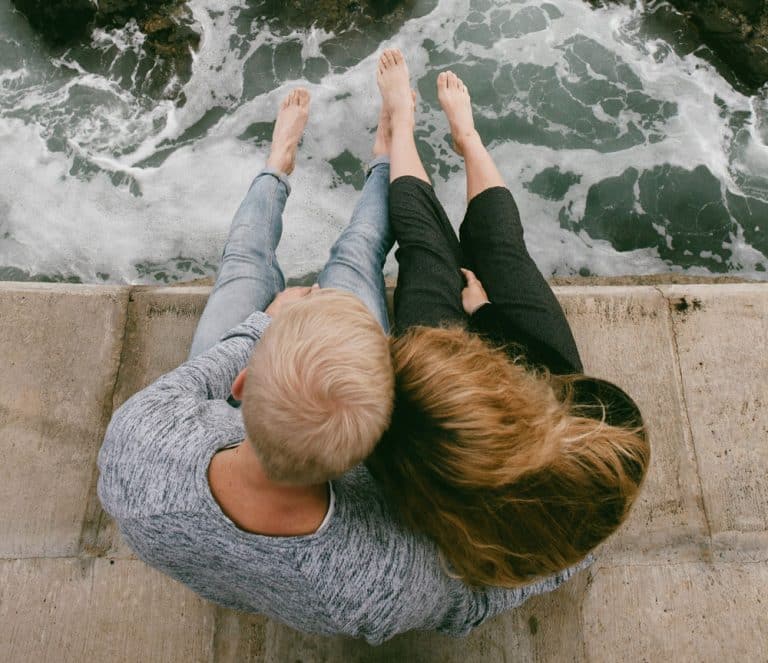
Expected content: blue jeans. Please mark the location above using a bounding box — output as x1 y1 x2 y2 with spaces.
188 156 393 359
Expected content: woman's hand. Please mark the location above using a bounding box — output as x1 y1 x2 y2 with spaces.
460 268 490 315
265 284 319 317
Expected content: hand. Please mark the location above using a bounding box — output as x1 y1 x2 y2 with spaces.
265 284 319 317
460 268 490 315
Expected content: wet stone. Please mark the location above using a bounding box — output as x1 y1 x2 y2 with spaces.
455 21 497 46
274 40 304 81
524 167 582 201
541 3 564 19
238 121 275 146
559 164 747 272
501 6 549 38
242 44 279 100
329 150 366 191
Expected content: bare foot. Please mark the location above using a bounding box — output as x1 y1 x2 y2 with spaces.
267 88 310 175
373 90 416 157
437 71 479 156
373 107 391 157
376 49 414 125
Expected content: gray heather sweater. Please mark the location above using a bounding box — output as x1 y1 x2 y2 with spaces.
97 311 591 645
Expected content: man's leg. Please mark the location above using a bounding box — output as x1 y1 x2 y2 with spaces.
188 89 310 358
316 109 394 332
377 49 466 332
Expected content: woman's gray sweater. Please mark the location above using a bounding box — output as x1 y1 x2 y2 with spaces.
97 311 591 645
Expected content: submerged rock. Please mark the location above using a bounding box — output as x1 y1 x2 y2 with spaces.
255 0 418 33
10 0 97 42
587 0 768 92
11 0 200 99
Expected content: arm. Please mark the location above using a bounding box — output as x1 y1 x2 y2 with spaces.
148 311 272 401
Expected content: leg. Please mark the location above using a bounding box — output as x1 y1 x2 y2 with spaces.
317 110 394 331
438 72 581 368
377 49 429 185
377 49 466 331
188 89 310 358
437 70 505 201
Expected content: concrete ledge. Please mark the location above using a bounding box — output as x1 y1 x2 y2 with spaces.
0 284 128 558
1 281 766 661
0 558 215 661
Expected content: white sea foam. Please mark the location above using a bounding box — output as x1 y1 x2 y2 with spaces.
0 0 766 283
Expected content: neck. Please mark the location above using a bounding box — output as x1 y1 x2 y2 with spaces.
208 439 330 536
235 439 322 491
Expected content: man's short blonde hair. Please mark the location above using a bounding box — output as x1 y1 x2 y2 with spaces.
241 288 394 485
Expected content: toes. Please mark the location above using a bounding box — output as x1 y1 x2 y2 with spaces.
437 71 448 89
391 48 402 65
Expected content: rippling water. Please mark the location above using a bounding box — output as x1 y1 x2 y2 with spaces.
1 0 766 284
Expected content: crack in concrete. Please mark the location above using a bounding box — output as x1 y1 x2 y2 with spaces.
653 285 715 558
75 286 135 560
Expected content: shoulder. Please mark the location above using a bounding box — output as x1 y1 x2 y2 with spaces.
294 467 479 643
98 394 242 521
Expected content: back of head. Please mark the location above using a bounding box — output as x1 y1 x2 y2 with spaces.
242 288 394 485
366 326 650 587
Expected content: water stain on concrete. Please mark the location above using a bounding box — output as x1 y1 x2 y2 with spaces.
673 297 704 313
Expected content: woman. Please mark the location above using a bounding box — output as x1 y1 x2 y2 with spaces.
367 49 650 587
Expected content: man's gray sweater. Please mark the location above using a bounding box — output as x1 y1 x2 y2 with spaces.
97 311 590 645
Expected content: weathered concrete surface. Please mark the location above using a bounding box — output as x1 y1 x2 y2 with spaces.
98 286 209 559
558 287 708 563
0 284 128 558
582 562 768 661
111 286 209 410
0 558 215 661
1 281 766 662
660 284 768 561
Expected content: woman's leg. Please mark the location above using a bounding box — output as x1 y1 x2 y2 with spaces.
437 72 581 367
188 89 310 358
317 109 394 332
377 49 466 331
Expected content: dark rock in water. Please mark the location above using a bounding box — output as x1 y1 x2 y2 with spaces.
558 162 768 272
586 0 768 92
11 0 201 99
256 0 418 32
10 0 97 42
129 4 201 86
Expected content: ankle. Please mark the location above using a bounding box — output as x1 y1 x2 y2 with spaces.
454 129 482 152
390 108 415 129
266 149 293 175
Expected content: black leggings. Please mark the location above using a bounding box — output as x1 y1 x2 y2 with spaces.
389 176 583 374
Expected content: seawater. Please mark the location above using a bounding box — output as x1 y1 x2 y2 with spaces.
0 0 766 284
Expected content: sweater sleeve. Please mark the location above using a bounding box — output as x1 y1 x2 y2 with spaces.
146 311 272 401
468 303 583 374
